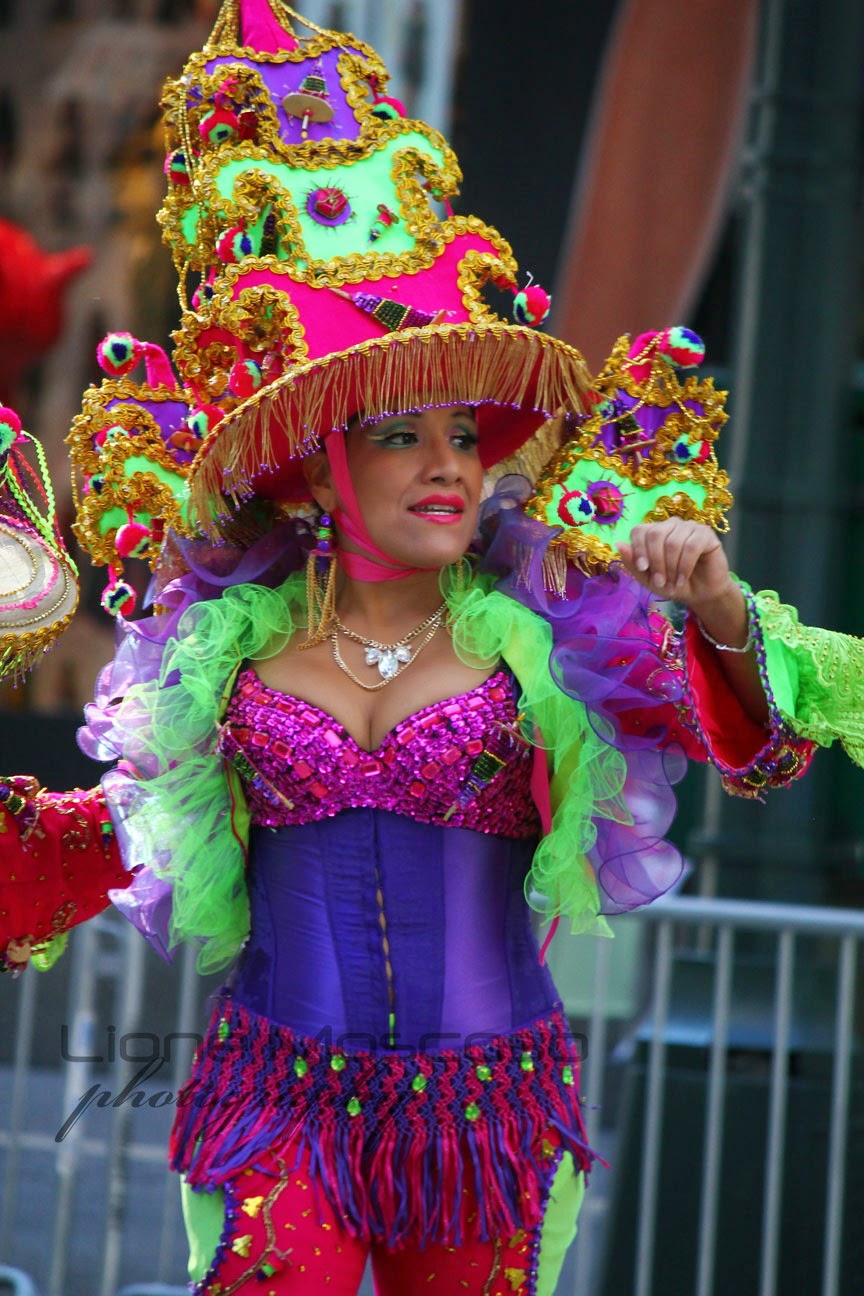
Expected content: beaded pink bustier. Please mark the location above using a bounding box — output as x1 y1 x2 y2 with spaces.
219 666 540 839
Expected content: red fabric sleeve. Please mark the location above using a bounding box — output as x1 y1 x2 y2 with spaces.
682 617 814 796
0 779 130 950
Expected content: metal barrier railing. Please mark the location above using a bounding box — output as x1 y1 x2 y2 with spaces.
559 895 864 1296
2 892 861 1295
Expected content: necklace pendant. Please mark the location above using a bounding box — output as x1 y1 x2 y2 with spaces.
376 646 411 680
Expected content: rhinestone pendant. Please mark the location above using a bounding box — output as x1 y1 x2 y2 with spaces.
365 644 412 680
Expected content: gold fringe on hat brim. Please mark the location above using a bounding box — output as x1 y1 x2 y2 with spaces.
188 323 593 533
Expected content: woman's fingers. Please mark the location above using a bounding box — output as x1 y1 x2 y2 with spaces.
618 521 722 595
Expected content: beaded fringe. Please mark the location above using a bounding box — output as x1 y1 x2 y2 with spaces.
171 995 594 1247
189 324 592 532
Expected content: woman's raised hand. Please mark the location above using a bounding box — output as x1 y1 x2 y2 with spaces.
617 518 734 610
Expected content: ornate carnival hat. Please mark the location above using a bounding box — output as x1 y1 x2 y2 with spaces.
67 0 593 610
525 327 733 579
0 406 78 677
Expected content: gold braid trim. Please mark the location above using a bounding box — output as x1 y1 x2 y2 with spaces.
187 322 592 530
172 276 308 394
0 606 78 684
159 121 458 274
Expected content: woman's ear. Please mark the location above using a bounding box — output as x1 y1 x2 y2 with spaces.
302 450 336 512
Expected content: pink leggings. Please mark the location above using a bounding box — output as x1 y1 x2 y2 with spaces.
183 1136 585 1296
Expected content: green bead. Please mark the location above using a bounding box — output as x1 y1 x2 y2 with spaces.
347 1096 362 1116
259 1263 276 1278
465 1102 481 1121
217 1019 230 1042
293 1057 308 1077
411 1073 427 1092
520 1051 534 1072
476 1064 492 1081
562 1065 575 1086
330 1054 346 1072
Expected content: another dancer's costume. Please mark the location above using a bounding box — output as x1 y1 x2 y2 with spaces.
1 4 860 1293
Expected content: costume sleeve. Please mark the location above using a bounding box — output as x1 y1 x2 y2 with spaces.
737 588 864 766
0 776 130 961
678 585 815 797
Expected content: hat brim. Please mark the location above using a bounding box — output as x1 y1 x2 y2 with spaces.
187 322 592 530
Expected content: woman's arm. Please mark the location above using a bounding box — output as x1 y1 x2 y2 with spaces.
618 518 767 722
0 777 130 969
617 519 814 796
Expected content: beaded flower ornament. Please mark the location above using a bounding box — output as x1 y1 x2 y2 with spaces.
67 0 591 613
0 405 79 679
525 327 734 581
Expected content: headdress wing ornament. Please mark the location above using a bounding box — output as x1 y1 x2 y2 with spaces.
525 327 733 579
67 0 591 610
0 406 79 681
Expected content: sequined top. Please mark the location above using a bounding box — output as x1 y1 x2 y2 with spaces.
219 666 541 839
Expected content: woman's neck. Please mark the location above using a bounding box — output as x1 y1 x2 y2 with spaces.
333 566 446 635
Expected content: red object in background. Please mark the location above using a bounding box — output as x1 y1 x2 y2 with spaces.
0 218 91 395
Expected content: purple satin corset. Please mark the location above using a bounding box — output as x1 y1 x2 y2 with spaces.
231 814 560 1050
219 666 540 838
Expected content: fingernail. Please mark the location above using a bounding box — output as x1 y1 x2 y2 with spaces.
636 557 649 572
653 572 665 588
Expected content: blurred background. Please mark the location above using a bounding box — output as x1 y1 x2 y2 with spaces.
0 1 863 1293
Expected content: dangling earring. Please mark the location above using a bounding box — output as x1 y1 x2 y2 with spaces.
301 512 337 649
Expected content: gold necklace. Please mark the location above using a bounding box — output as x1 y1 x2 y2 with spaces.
332 602 447 690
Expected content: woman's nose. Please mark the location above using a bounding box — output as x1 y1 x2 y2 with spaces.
423 431 461 481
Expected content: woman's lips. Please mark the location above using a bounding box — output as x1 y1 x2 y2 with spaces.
408 495 465 524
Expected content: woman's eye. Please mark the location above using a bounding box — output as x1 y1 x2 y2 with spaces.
452 425 479 451
369 425 417 447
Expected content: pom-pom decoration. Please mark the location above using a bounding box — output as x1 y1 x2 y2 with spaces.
658 326 705 369
671 434 711 464
115 519 153 560
97 332 143 378
228 359 264 400
627 327 706 383
216 225 254 263
0 405 23 468
557 489 595 527
370 95 406 121
199 106 239 146
164 148 195 186
185 405 223 440
101 568 137 617
513 285 552 328
192 282 215 311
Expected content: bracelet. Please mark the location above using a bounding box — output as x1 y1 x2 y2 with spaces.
695 613 754 654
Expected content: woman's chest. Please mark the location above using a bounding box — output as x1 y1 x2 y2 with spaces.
219 666 540 837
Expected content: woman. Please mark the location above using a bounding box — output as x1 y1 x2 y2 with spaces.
0 3 826 1293
0 399 810 1296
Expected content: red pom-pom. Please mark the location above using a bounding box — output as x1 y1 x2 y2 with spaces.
97 332 143 378
115 520 152 559
186 404 223 440
216 225 254 263
513 285 552 327
101 577 137 617
228 359 264 400
0 405 22 463
199 106 239 145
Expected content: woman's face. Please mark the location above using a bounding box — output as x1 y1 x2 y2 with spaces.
312 405 484 569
